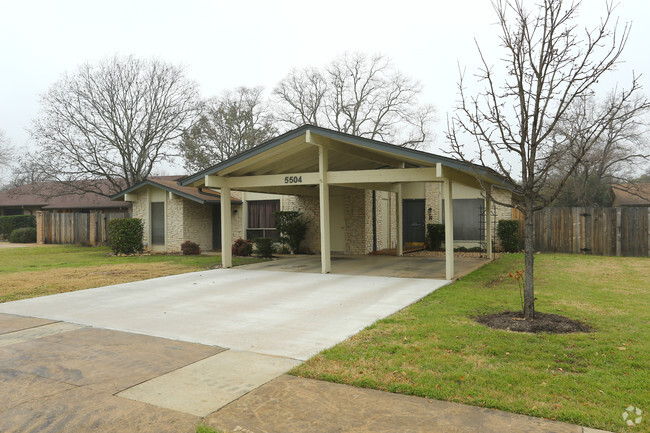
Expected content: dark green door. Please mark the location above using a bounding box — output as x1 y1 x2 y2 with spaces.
403 199 425 245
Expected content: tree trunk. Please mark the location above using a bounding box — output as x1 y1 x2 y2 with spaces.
523 204 535 319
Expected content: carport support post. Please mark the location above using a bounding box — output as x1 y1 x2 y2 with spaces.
444 179 454 279
319 145 331 273
486 190 493 259
396 185 403 256
221 184 233 268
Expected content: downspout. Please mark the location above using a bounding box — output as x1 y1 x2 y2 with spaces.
372 190 377 252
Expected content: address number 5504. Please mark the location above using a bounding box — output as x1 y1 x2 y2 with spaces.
284 176 302 184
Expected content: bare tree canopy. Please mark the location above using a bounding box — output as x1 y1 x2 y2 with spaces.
274 53 435 149
447 0 649 319
0 130 13 168
29 55 200 197
178 87 277 172
548 95 649 206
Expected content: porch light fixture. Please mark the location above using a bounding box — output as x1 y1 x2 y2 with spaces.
428 207 432 221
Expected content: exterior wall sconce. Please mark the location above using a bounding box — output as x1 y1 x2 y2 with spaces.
428 207 432 221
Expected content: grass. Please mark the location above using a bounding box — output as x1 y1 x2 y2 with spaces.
0 245 265 303
292 254 650 433
196 425 223 433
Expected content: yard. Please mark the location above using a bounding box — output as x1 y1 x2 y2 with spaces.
292 254 649 433
0 245 264 303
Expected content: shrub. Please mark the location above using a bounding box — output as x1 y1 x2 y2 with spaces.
275 211 308 254
253 237 274 258
426 224 445 251
232 238 253 256
497 219 520 252
0 215 36 238
180 240 201 255
107 218 144 255
8 227 37 243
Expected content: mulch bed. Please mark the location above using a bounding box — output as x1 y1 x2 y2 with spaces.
475 311 592 334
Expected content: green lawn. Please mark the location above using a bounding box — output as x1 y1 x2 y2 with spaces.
0 245 266 303
0 245 241 273
292 254 649 433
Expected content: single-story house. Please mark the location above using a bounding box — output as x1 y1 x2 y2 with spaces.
0 181 130 216
611 183 650 207
112 125 516 279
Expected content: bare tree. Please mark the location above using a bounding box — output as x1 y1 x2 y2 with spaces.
274 53 435 149
29 55 200 197
0 130 12 168
548 95 649 206
178 87 277 172
447 0 649 319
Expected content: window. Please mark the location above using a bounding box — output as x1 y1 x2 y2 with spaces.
151 202 165 245
442 198 484 241
247 200 280 240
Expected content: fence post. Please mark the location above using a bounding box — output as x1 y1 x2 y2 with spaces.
89 213 98 246
35 211 46 244
616 208 622 257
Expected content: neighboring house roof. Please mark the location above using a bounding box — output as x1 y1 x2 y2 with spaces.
0 181 130 210
111 176 242 205
180 124 514 190
612 183 650 206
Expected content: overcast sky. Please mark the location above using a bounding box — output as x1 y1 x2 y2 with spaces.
1 0 649 181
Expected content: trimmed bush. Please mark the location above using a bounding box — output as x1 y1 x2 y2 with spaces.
180 240 201 255
0 215 36 238
497 219 520 252
232 238 253 257
107 218 144 255
8 227 37 243
426 224 445 251
275 211 308 254
253 237 274 258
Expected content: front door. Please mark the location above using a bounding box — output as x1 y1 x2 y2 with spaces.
212 205 221 251
403 199 425 245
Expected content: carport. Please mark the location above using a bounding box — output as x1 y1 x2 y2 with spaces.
181 125 510 279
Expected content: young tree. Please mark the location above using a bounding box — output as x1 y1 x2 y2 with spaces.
274 53 435 149
178 86 277 172
447 0 649 319
29 55 200 197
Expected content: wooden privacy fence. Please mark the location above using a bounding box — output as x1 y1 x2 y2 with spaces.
36 211 129 246
515 207 649 257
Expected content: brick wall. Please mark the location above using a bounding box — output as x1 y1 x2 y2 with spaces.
425 182 442 224
131 189 149 246
281 195 321 253
344 188 367 254
181 199 213 252
166 193 185 252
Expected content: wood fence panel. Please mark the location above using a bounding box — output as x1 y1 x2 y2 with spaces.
37 212 128 246
521 206 648 257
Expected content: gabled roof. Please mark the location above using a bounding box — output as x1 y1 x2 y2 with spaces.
0 181 130 209
612 183 650 206
110 176 241 204
180 125 512 189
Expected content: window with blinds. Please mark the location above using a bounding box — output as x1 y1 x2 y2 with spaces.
247 200 280 240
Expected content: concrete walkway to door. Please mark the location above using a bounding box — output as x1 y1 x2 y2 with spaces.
239 253 488 279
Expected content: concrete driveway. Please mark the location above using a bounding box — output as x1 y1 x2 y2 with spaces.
0 268 448 360
0 269 448 424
